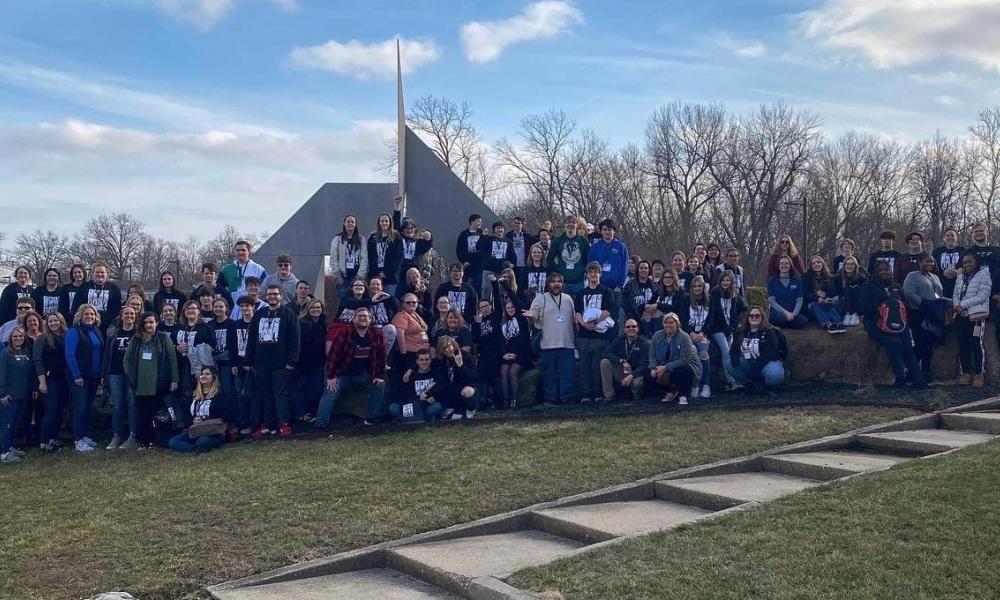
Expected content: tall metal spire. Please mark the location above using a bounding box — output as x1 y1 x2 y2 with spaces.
396 38 406 213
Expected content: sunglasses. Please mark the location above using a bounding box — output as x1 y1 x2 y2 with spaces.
749 314 763 319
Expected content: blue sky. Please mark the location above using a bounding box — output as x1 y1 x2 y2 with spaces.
3 0 1000 240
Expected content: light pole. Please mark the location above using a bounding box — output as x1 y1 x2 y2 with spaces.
784 197 808 257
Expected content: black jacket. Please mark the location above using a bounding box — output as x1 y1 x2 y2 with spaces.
298 317 327 372
730 327 782 380
246 304 301 370
708 289 746 336
602 334 650 373
367 232 404 285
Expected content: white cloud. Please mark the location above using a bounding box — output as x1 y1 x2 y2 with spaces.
289 37 440 80
0 59 284 135
270 0 300 12
735 41 767 59
155 0 233 31
935 95 964 108
461 0 584 63
802 0 1000 72
0 118 394 238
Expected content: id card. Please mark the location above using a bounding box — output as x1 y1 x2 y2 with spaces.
975 322 985 338
142 351 153 360
602 263 612 272
556 314 567 323
402 403 415 418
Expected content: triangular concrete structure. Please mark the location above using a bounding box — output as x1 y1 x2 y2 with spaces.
254 126 500 296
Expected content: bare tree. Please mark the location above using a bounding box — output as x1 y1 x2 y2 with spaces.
74 213 147 280
645 102 727 251
909 131 968 244
200 225 266 270
711 103 822 283
968 107 1000 237
12 229 74 277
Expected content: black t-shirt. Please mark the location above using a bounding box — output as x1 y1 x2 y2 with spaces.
346 332 371 376
109 327 135 376
575 284 615 340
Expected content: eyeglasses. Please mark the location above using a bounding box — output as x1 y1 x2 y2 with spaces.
749 314 763 319
404 300 418 305
16 306 30 311
780 240 790 244
278 263 291 267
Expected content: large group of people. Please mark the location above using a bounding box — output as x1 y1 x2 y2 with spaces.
0 194 993 463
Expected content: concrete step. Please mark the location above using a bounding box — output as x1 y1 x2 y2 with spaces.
389 530 584 580
211 568 459 600
857 428 995 455
653 472 820 511
532 499 714 542
761 451 909 481
941 412 1000 435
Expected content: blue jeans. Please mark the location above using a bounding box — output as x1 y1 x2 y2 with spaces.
540 347 576 402
866 325 925 384
1 397 20 453
711 332 738 385
692 335 711 387
736 357 785 388
168 432 226 453
809 302 842 326
314 373 386 427
69 377 99 441
384 283 398 297
388 400 444 422
294 368 325 420
40 377 68 443
107 374 137 439
769 308 808 328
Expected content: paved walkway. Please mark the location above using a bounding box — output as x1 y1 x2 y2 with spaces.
209 399 1000 600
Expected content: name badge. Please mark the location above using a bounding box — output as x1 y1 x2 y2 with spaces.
142 351 153 360
556 314 567 323
602 263 612 272
420 331 429 341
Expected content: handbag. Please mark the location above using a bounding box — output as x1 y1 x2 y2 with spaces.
188 418 227 439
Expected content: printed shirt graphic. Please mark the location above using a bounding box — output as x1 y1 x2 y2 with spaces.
42 295 60 315
177 329 198 348
720 298 733 324
467 234 480 253
939 250 961 271
164 298 180 310
351 335 371 362
741 336 760 360
689 305 709 332
527 273 545 294
114 333 131 353
214 329 227 352
339 308 356 324
258 317 280 343
88 288 110 312
561 241 583 270
236 328 249 357
582 291 604 311
403 239 417 260
448 291 467 311
491 240 508 260
479 319 494 336
371 302 389 326
512 234 526 264
414 376 434 396
502 318 520 340
633 288 653 307
376 240 388 268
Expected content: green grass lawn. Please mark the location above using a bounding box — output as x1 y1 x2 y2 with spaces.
0 406 915 600
511 439 1000 600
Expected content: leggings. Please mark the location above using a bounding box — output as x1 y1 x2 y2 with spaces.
499 363 522 408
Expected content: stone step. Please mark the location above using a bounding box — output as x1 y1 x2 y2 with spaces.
211 568 459 600
761 451 909 481
388 530 585 580
857 428 995 455
653 472 820 511
532 499 714 542
941 412 1000 435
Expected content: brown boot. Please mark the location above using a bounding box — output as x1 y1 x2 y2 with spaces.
958 373 973 385
973 374 985 388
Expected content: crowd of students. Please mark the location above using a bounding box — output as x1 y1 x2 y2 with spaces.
0 197 993 463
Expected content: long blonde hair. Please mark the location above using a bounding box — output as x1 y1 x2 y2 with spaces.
193 368 220 401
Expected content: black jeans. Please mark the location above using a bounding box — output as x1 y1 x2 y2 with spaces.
134 392 164 445
955 316 986 375
646 364 695 397
908 310 934 374
255 368 292 428
866 325 926 384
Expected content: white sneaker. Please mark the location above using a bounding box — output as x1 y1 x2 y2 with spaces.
119 436 138 450
75 440 94 454
700 385 711 398
442 408 455 419
106 435 121 450
9 448 25 458
81 436 97 448
691 386 700 398
678 396 689 406
1 452 22 464
465 409 476 419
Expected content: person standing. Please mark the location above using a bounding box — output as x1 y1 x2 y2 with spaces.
867 231 903 278
434 263 478 324
766 236 806 278
33 313 68 452
933 228 965 301
574 262 617 403
831 239 856 274
70 262 122 334
519 243 549 303
315 306 387 428
124 312 179 448
966 222 998 274
456 213 485 293
548 215 591 295
58 264 87 325
367 212 404 296
477 221 516 299
191 263 231 304
587 218 629 316
220 240 268 310
246 285 300 439
329 214 369 298
861 262 927 388
894 232 931 284
100 306 139 450
0 327 33 464
153 271 187 315
31 268 63 318
505 216 537 275
227 296 256 434
903 256 947 382
952 252 991 388
525 273 576 404
716 248 747 299
0 266 33 324
295 299 327 422
262 255 300 302
65 304 104 453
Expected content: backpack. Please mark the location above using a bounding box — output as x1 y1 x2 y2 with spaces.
877 297 908 335
772 328 788 361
